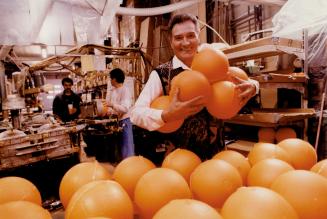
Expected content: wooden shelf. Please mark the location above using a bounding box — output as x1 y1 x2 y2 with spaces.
226 140 256 156
226 108 316 127
251 72 307 83
222 36 304 63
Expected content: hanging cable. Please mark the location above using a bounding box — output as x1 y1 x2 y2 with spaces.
197 18 231 47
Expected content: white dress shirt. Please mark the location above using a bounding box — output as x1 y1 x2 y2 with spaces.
130 56 259 131
106 84 133 121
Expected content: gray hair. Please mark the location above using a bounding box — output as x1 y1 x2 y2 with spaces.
168 13 199 35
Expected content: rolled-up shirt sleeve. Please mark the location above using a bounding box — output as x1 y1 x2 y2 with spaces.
130 70 166 131
249 78 260 95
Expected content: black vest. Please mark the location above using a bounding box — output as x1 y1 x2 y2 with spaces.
151 60 225 160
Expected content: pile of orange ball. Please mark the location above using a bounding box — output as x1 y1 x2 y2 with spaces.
258 127 297 143
151 47 250 133
1 136 327 218
58 138 327 219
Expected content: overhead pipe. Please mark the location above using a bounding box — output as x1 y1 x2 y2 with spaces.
116 0 203 16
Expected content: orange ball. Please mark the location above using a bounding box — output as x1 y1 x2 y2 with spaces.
191 48 229 83
0 201 51 219
247 158 294 187
275 127 297 143
150 95 184 133
212 150 251 184
65 180 133 219
0 177 42 205
87 218 111 219
227 66 249 81
170 70 212 103
190 159 242 209
113 156 156 199
162 149 201 183
206 81 241 119
221 187 299 219
277 138 317 169
271 170 327 219
134 168 192 219
153 199 224 219
59 161 111 208
247 142 291 166
311 159 327 178
258 127 276 143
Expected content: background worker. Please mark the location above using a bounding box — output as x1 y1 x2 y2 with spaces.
52 77 81 123
105 68 135 159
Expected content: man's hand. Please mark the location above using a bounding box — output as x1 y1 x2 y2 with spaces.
230 75 256 106
161 88 206 122
68 107 77 115
102 100 113 108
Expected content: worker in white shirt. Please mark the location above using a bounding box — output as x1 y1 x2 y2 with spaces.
130 13 258 160
105 68 134 159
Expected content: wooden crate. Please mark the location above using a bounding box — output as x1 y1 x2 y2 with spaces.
0 128 79 170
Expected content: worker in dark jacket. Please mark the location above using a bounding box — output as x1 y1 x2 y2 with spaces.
53 77 81 122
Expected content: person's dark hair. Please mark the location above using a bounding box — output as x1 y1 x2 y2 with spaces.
110 68 125 83
168 13 199 35
62 77 73 85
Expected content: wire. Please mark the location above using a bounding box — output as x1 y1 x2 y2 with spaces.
197 18 231 47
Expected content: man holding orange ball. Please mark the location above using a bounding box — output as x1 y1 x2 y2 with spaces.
130 13 258 160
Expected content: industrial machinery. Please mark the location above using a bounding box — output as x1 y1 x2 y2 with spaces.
0 63 80 171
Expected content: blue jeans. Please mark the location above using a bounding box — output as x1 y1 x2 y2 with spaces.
119 118 135 159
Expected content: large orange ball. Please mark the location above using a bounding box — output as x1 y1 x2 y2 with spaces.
0 177 42 205
271 170 327 219
247 158 294 187
311 159 327 178
247 142 291 166
0 201 51 219
190 159 242 209
221 187 299 219
227 66 249 81
206 81 241 119
113 156 156 199
134 168 192 219
170 70 212 103
191 48 229 83
59 161 111 208
87 218 111 219
150 95 184 133
212 150 251 184
153 199 224 219
275 127 297 143
65 180 133 219
162 148 201 183
277 138 317 169
258 127 276 143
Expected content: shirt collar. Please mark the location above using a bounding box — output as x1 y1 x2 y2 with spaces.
172 56 191 70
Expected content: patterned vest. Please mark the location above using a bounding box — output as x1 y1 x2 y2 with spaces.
153 60 225 160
